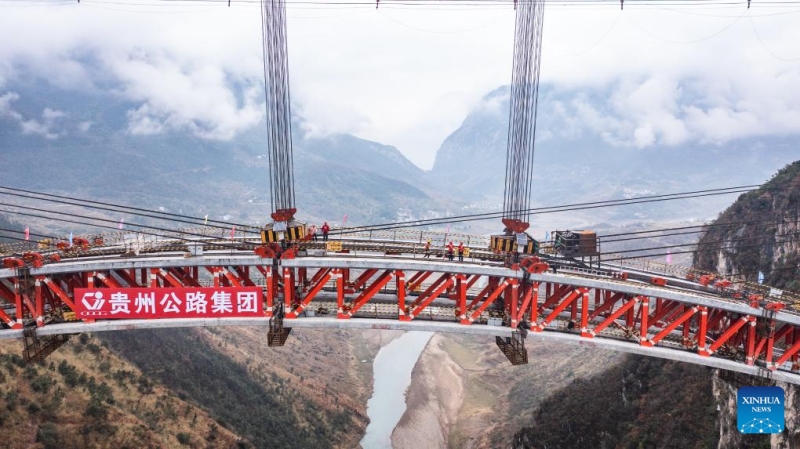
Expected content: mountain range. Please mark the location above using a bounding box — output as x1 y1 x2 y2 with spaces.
1 72 798 236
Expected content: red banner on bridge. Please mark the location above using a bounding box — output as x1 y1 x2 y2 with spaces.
74 287 264 320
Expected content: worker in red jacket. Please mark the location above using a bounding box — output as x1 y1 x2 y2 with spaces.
446 241 455 261
457 242 465 262
321 222 330 241
423 239 431 258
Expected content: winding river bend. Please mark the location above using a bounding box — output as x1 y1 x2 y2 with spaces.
360 331 434 449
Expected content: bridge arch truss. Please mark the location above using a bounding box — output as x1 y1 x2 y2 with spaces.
1 255 799 384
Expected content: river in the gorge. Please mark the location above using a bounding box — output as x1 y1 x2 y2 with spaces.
359 331 434 449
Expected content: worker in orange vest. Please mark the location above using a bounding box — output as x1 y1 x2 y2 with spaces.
446 241 455 261
457 242 465 262
423 239 431 258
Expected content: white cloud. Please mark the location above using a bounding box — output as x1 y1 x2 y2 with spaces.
0 3 798 166
78 121 92 132
107 51 264 140
42 108 64 120
0 92 21 117
0 91 64 138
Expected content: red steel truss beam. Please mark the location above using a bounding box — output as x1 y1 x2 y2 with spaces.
463 279 511 324
708 316 751 355
286 268 332 318
707 309 728 332
406 274 453 321
42 277 76 312
467 282 494 311
540 283 574 310
111 269 140 288
11 262 800 380
0 280 15 303
588 292 625 321
350 269 378 292
408 273 451 312
155 268 185 288
515 282 535 325
650 300 682 325
587 296 638 338
166 267 201 288
758 324 796 366
306 267 331 291
232 266 256 287
535 287 586 331
406 270 431 292
220 268 243 288
643 306 698 347
0 303 14 327
95 272 122 288
340 270 392 318
774 337 800 369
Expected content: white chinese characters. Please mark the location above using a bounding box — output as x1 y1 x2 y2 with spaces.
78 288 261 318
211 291 233 314
186 292 208 314
109 292 131 315
237 291 259 313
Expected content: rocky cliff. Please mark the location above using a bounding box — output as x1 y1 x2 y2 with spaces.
694 160 800 449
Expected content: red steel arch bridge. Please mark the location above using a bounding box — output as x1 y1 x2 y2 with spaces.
1 0 799 386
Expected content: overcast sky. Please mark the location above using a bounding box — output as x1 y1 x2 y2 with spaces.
0 0 798 169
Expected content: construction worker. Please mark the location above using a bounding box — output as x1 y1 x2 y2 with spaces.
423 239 431 258
457 241 464 262
308 224 318 242
446 241 455 261
321 222 330 241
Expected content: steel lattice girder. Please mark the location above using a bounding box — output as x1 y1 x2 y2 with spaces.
2 262 800 380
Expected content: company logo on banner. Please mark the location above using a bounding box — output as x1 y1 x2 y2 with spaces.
737 386 784 434
74 288 264 319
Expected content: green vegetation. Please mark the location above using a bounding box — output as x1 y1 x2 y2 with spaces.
512 356 718 449
36 422 62 449
694 160 800 291
100 329 343 449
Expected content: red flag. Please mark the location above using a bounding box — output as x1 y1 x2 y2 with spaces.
24 227 29 241
230 225 236 239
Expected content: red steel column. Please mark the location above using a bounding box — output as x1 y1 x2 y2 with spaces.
530 282 539 330
34 276 44 327
283 268 294 316
149 268 159 288
265 266 274 317
337 269 346 319
509 278 519 329
626 298 635 328
746 316 758 365
13 277 23 329
580 289 590 337
396 270 407 319
697 306 709 356
639 296 649 344
455 274 467 323
765 323 778 369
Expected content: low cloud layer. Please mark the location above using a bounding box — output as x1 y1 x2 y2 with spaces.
0 92 65 139
0 3 799 167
